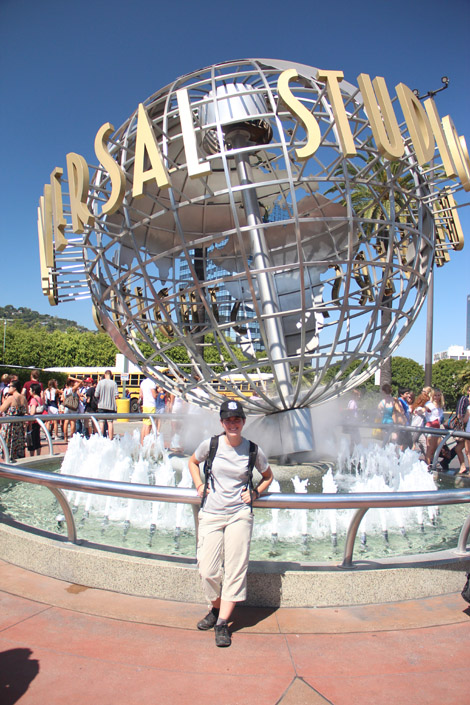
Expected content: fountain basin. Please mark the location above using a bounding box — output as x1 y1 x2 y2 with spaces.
0 520 469 607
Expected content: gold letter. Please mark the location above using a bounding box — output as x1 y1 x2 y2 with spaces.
50 167 68 252
441 115 470 190
176 89 211 179
94 122 126 215
316 69 356 157
66 152 95 233
357 74 403 160
395 83 434 166
277 69 321 160
37 197 57 304
132 103 170 198
423 99 457 179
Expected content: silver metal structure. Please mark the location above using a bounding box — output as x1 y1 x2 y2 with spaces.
47 59 465 424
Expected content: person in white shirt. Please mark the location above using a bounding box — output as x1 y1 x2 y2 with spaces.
139 376 157 443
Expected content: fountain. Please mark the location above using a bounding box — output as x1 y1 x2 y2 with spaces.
22 428 442 563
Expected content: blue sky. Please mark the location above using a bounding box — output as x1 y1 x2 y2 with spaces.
1 0 469 364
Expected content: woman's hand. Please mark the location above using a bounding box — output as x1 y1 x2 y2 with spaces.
241 486 256 504
196 484 206 498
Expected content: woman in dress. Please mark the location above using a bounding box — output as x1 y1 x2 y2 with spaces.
27 383 44 456
0 379 27 461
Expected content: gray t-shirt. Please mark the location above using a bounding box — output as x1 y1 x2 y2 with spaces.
195 435 269 514
95 378 118 411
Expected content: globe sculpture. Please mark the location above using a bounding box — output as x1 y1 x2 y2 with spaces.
51 58 462 450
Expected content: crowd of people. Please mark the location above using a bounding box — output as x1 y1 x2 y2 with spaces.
2 368 470 477
375 383 470 474
0 370 115 461
0 369 196 461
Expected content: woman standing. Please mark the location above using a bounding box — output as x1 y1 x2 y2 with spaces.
27 383 44 457
44 379 60 440
62 377 81 442
377 383 401 444
0 380 27 461
188 400 273 648
424 388 442 467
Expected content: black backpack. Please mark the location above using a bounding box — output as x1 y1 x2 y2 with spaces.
201 434 258 512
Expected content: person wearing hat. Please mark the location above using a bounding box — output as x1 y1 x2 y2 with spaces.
188 399 273 647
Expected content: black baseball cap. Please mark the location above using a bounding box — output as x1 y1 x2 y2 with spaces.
220 399 246 419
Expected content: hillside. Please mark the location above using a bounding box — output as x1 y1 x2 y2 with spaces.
0 305 90 333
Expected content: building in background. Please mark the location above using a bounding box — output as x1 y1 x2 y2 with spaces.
434 345 470 362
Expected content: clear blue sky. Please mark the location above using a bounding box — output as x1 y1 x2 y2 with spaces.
1 0 469 364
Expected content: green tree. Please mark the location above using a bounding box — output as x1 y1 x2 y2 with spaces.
391 356 424 395
432 359 470 409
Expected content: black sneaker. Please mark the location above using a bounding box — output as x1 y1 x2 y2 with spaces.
214 623 231 647
197 610 218 631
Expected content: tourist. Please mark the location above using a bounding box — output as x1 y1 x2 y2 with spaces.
410 392 429 456
139 376 157 443
21 370 44 403
155 385 167 433
62 377 81 442
44 379 60 440
27 383 44 456
377 384 401 444
83 378 98 437
457 386 470 475
424 388 443 467
0 374 10 402
397 388 413 450
94 370 119 441
188 399 273 647
0 379 27 461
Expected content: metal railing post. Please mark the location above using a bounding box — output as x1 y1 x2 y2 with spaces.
342 508 368 567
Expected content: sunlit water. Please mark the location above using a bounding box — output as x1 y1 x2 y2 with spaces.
0 432 465 562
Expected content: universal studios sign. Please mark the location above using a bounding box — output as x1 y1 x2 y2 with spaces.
37 59 467 304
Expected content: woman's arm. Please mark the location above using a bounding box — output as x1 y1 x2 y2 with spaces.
188 452 205 497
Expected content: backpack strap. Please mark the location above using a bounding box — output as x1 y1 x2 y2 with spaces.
201 435 220 508
246 441 258 513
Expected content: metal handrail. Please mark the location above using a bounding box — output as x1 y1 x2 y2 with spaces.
1 412 470 566
1 460 470 567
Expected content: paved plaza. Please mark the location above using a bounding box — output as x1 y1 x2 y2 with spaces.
2 421 470 703
1 559 469 705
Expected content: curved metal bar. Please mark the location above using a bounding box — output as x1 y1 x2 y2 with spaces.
48 486 77 542
36 417 53 456
89 415 102 435
457 513 470 554
1 462 470 509
0 433 10 464
342 507 368 567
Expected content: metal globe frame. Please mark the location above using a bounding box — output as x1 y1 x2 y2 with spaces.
81 58 445 414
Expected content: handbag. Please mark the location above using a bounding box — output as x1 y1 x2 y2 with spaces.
26 429 34 451
63 392 79 411
461 573 470 604
446 412 464 431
